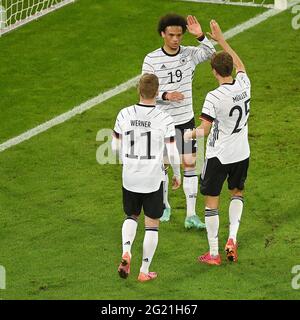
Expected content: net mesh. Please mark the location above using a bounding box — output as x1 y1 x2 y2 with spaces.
0 0 74 35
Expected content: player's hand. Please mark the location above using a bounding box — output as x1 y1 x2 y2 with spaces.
186 15 203 38
166 91 184 101
207 20 225 43
183 129 193 142
172 176 181 190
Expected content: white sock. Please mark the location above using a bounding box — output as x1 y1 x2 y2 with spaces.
229 196 244 243
205 208 219 256
163 169 171 209
183 173 198 217
122 217 138 258
140 228 159 274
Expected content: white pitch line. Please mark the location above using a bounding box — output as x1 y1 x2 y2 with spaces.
0 76 140 152
0 1 299 153
178 0 274 9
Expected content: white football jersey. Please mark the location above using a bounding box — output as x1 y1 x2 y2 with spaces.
142 37 215 126
200 72 251 164
114 103 175 193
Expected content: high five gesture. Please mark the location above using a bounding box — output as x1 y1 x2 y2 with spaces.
186 15 204 38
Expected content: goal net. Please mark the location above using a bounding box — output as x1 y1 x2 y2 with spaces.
0 0 75 36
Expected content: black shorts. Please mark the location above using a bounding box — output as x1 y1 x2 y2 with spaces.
175 118 197 155
200 157 249 196
122 182 164 219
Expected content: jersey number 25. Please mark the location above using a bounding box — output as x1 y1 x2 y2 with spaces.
229 98 250 134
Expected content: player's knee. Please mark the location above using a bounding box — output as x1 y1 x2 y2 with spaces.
205 196 219 210
230 188 243 198
144 216 159 228
126 215 139 222
182 155 196 169
183 163 196 170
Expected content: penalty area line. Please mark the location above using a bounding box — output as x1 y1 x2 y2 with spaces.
0 76 140 153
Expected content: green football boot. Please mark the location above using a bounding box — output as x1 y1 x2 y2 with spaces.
184 214 206 230
160 207 171 222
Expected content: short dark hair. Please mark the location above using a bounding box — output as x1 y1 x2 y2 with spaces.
158 13 187 35
138 74 159 99
210 52 233 77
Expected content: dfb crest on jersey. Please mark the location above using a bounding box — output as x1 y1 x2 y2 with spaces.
180 56 187 66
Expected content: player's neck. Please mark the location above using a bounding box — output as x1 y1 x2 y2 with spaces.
218 76 234 85
162 44 180 55
139 98 156 106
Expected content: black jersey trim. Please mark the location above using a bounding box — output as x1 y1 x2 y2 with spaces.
113 130 121 138
197 34 206 42
137 103 156 108
200 113 215 123
161 46 181 57
222 79 236 86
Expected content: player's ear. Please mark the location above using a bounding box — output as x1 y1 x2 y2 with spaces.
161 31 165 38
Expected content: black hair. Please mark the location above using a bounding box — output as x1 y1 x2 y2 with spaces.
157 14 187 36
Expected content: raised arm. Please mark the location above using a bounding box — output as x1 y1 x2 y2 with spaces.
186 15 204 39
187 15 216 64
208 20 246 73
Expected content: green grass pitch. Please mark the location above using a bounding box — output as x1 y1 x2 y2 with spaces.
0 0 299 299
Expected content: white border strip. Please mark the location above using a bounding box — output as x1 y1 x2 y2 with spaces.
222 4 285 38
1 1 299 153
178 0 274 9
0 0 75 36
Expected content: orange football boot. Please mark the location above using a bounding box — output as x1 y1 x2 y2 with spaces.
198 252 221 265
225 238 238 262
118 252 131 279
137 272 157 282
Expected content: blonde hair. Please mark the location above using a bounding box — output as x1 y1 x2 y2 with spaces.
138 74 159 99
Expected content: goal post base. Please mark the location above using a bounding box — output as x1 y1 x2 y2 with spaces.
274 0 288 9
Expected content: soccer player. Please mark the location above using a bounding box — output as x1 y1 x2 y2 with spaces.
184 20 251 265
112 74 181 282
142 14 216 229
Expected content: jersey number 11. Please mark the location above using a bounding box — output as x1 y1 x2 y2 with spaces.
125 130 156 160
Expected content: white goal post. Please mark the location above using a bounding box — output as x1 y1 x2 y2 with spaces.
0 0 75 36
